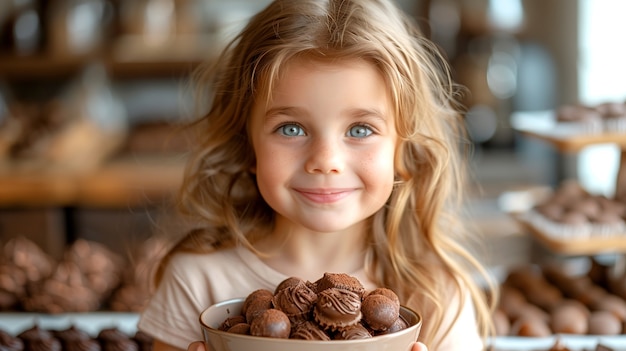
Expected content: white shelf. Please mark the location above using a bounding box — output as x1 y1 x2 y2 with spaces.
0 312 139 337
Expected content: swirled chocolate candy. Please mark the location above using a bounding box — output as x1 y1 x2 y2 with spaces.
0 330 24 351
17 325 61 351
314 288 362 331
272 278 317 323
335 323 372 340
291 321 330 340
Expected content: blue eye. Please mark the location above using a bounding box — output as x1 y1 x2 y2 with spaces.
348 125 373 138
279 124 305 136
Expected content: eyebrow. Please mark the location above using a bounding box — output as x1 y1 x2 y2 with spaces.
264 106 304 119
264 106 388 121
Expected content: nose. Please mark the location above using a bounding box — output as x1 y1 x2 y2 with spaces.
304 137 344 174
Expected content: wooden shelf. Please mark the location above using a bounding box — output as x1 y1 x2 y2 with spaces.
0 154 186 208
0 54 203 80
516 130 626 153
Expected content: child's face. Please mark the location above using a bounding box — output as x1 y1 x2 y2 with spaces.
249 58 397 233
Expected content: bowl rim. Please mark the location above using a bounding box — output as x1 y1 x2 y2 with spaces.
199 297 422 345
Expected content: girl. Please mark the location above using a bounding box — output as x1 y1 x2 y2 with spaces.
138 0 497 350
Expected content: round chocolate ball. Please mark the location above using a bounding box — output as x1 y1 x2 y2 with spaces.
551 303 588 334
250 309 291 338
588 310 622 335
361 294 400 331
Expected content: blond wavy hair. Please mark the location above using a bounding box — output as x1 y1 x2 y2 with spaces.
158 0 497 347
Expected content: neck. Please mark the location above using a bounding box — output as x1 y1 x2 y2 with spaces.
256 217 369 282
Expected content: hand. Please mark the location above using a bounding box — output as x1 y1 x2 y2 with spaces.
190 340 427 351
187 341 205 351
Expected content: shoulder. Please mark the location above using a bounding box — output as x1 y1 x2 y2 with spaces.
160 245 285 301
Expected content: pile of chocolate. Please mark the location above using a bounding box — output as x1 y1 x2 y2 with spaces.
0 236 169 313
522 180 626 241
217 273 409 340
556 101 626 132
0 325 152 351
532 180 626 227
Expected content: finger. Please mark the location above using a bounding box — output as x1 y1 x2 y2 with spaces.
411 341 428 351
187 341 206 351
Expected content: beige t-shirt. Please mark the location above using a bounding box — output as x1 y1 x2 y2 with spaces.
137 245 482 350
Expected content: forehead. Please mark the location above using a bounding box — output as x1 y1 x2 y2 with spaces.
256 56 388 106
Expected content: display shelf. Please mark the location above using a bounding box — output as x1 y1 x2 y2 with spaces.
488 335 626 351
511 111 626 255
0 154 186 208
511 213 626 255
0 312 139 337
0 54 203 80
516 130 626 153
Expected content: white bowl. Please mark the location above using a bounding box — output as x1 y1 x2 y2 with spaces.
200 298 422 351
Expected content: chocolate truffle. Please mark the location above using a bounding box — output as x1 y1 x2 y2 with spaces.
551 303 588 334
272 279 317 323
361 293 400 331
587 310 622 335
335 323 372 340
226 323 250 335
53 326 90 349
17 325 54 342
378 314 409 335
557 105 602 124
97 328 137 351
0 237 55 310
0 330 24 351
65 239 123 299
243 289 274 323
249 309 291 338
274 277 304 294
498 285 527 320
510 314 551 337
314 288 362 331
535 203 565 221
21 260 101 313
290 321 331 340
96 328 128 343
17 325 62 351
133 330 154 351
558 211 589 225
365 288 400 307
592 294 626 321
315 273 365 298
218 315 247 331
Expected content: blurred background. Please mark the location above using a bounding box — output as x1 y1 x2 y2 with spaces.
0 0 625 268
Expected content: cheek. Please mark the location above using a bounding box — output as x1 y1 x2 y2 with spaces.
364 146 396 192
254 150 293 189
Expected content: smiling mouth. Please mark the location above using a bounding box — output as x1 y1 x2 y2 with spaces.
294 188 354 204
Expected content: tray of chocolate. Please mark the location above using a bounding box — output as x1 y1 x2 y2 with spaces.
0 321 150 351
487 259 626 351
512 102 626 152
507 180 626 255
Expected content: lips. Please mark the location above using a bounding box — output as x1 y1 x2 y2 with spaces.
294 188 354 204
